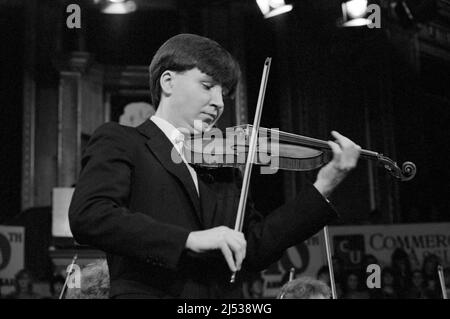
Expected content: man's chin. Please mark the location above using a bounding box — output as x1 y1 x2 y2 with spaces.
192 120 212 134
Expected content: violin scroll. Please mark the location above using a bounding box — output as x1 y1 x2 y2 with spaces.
400 161 417 181
377 154 416 181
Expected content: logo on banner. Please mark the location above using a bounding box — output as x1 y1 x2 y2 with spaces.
0 226 24 289
0 233 12 271
334 235 365 270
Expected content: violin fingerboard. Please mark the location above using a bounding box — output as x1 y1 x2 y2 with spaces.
275 157 324 171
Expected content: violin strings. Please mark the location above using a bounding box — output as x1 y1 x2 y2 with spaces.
250 127 331 150
251 127 376 159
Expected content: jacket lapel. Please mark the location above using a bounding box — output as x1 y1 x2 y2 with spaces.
137 119 203 224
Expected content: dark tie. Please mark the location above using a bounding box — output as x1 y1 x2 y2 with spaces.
189 164 215 184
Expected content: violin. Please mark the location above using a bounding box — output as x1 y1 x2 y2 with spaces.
184 124 416 181
185 57 416 289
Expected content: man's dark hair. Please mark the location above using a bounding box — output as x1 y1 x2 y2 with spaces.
278 276 331 299
149 33 240 108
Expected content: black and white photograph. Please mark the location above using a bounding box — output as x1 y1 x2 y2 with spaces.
0 0 449 304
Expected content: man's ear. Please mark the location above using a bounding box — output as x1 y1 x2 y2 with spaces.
160 70 175 97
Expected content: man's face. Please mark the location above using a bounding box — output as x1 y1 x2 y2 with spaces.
169 68 224 134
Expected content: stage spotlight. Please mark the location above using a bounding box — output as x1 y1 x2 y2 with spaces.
256 0 293 19
100 0 137 14
340 0 372 27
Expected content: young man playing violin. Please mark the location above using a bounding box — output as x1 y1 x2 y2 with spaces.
69 33 361 299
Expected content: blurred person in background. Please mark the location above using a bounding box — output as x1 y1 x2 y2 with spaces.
278 276 331 299
423 278 441 299
405 269 427 298
391 248 412 297
316 265 343 298
50 275 65 299
371 267 399 299
421 254 443 298
331 256 345 288
243 274 264 299
422 254 440 284
342 271 370 299
5 269 41 299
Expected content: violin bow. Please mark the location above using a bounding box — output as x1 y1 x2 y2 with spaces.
230 57 272 283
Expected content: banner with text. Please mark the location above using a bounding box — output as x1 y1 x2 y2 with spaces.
260 223 450 297
0 226 25 288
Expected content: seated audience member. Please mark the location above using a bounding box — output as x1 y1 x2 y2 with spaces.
65 259 109 299
390 248 412 297
331 256 345 286
316 265 343 298
5 269 41 299
423 278 441 299
243 274 264 299
406 270 426 299
421 254 441 299
50 275 65 299
277 276 331 299
422 254 439 284
371 267 399 299
342 271 370 299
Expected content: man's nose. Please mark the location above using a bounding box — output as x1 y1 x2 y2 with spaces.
210 87 224 111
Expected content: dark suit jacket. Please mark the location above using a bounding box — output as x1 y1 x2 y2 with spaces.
69 119 338 298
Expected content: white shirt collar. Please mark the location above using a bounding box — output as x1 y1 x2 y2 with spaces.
150 115 185 146
149 116 199 195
